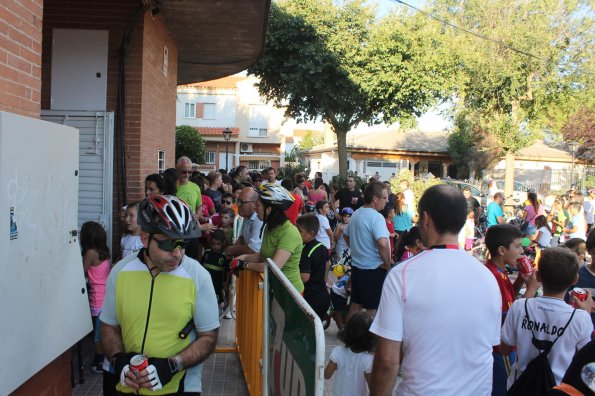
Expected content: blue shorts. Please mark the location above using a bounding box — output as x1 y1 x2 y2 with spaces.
492 351 516 396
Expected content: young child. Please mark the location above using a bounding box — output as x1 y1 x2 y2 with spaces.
220 207 235 247
329 266 351 332
565 238 587 265
464 210 475 251
324 312 376 396
565 202 587 240
394 226 424 263
201 230 231 318
221 192 237 216
296 214 331 320
533 214 552 249
334 207 353 260
120 202 143 258
315 201 334 251
484 224 539 396
381 206 397 260
501 247 594 389
80 221 111 374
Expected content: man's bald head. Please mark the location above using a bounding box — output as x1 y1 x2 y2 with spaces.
238 187 258 218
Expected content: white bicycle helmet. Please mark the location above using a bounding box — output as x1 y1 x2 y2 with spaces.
254 184 295 210
138 195 200 239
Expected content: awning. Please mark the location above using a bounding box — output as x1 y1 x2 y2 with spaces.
156 0 271 84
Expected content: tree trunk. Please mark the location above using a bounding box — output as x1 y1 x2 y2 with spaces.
335 127 348 177
504 151 515 207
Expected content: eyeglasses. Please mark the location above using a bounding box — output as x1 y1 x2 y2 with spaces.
237 199 256 205
151 236 190 252
180 171 192 175
222 200 233 205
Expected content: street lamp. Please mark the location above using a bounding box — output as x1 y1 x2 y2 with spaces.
223 128 232 172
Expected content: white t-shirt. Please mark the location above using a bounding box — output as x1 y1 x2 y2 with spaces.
370 248 501 396
568 213 587 240
329 346 373 396
501 297 593 388
316 213 332 249
535 226 552 247
120 234 143 258
402 188 415 213
584 199 594 224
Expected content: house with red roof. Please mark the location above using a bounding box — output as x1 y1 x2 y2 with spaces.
177 74 293 172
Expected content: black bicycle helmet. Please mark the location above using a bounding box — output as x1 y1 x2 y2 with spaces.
254 184 295 210
138 195 200 239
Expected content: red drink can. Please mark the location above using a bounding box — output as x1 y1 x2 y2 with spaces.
130 354 148 373
570 287 588 308
516 256 534 279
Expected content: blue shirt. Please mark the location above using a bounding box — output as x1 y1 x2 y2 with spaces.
344 207 390 269
393 208 413 232
487 202 503 228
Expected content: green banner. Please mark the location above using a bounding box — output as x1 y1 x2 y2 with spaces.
267 267 318 396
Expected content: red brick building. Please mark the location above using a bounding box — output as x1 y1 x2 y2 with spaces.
0 0 269 393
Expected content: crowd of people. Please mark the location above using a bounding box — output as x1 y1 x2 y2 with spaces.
79 159 595 396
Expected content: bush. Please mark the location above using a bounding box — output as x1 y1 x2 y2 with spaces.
331 172 366 190
277 162 309 182
175 125 205 164
389 169 444 213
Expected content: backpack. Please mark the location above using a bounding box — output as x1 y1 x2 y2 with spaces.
507 299 577 396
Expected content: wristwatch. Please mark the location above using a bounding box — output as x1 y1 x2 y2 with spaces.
169 355 185 372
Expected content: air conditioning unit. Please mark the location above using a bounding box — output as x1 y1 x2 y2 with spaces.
240 143 253 153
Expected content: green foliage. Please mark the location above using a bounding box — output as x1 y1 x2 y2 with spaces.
430 0 594 153
389 169 444 211
248 0 454 175
447 110 502 177
331 172 366 190
175 125 205 164
299 131 324 150
277 162 309 182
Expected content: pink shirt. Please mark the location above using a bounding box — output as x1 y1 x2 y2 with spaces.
87 259 110 316
524 204 545 225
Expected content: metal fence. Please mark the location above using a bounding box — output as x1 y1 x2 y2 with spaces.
490 166 595 195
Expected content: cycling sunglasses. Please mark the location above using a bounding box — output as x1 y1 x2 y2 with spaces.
151 236 190 252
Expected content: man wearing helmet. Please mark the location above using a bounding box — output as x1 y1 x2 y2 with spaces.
100 195 219 395
232 184 304 293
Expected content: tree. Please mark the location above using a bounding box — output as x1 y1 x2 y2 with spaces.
561 106 595 161
447 110 501 178
248 0 454 176
298 130 324 150
175 125 205 164
429 0 594 198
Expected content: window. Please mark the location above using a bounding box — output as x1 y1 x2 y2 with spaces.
205 151 215 164
203 103 215 120
248 160 270 170
184 103 195 118
249 127 268 137
248 104 268 137
157 150 165 173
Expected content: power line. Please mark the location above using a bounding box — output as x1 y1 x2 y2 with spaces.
390 0 547 61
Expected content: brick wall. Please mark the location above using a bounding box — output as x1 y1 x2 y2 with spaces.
0 0 43 118
133 12 177 201
11 351 71 396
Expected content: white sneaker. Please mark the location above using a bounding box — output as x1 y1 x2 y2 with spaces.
224 311 232 319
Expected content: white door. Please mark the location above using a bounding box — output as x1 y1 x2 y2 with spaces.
41 111 114 250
